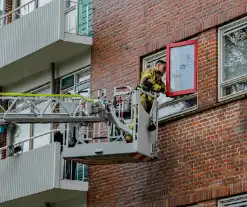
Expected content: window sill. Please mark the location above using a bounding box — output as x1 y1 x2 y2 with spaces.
219 89 247 102
159 92 247 125
159 93 197 108
158 105 198 124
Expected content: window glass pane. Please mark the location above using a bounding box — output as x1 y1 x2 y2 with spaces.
19 0 35 16
65 3 77 33
32 101 51 149
13 107 30 153
62 87 75 94
76 72 90 83
0 0 4 27
65 0 77 9
75 163 88 181
159 97 197 118
38 0 52 7
0 0 4 14
61 75 74 90
223 27 247 81
0 0 4 10
75 82 90 97
170 44 195 92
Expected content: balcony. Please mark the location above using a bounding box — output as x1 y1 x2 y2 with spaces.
0 141 88 206
0 0 93 86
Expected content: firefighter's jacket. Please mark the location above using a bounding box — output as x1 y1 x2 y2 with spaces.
140 67 166 94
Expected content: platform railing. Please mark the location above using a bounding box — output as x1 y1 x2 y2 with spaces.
0 0 38 27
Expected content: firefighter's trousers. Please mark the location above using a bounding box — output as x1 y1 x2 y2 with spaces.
129 93 154 131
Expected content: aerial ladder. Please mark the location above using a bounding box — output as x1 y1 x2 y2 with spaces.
0 86 159 165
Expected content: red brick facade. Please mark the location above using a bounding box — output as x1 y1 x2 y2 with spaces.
89 0 247 206
6 0 12 23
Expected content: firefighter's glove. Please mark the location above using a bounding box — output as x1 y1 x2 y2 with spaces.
152 84 162 92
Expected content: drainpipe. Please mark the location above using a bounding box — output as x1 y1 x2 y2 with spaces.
51 62 56 94
50 63 56 144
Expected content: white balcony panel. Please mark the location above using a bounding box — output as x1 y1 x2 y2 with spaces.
0 0 92 86
0 0 64 69
0 142 88 205
0 142 59 203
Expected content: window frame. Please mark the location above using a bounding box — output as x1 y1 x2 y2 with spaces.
142 49 198 121
166 40 198 97
218 16 247 101
218 194 247 207
60 66 90 95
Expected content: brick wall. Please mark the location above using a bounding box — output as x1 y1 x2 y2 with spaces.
5 0 12 24
89 0 247 206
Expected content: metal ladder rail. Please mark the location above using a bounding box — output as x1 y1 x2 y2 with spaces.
0 93 106 124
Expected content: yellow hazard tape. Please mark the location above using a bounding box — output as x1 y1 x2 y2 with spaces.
0 92 96 102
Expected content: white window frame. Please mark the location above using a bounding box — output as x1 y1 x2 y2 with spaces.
218 16 247 101
60 66 90 95
218 194 247 207
142 50 198 121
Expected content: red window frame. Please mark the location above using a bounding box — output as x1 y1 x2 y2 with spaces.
166 39 198 97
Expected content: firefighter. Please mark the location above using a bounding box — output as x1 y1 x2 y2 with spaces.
125 60 166 143
139 59 166 113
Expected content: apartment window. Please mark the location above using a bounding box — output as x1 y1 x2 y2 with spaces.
60 67 90 96
218 16 247 100
142 40 198 120
218 194 247 207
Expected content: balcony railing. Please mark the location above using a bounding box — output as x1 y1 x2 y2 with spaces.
0 128 88 182
0 0 93 37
